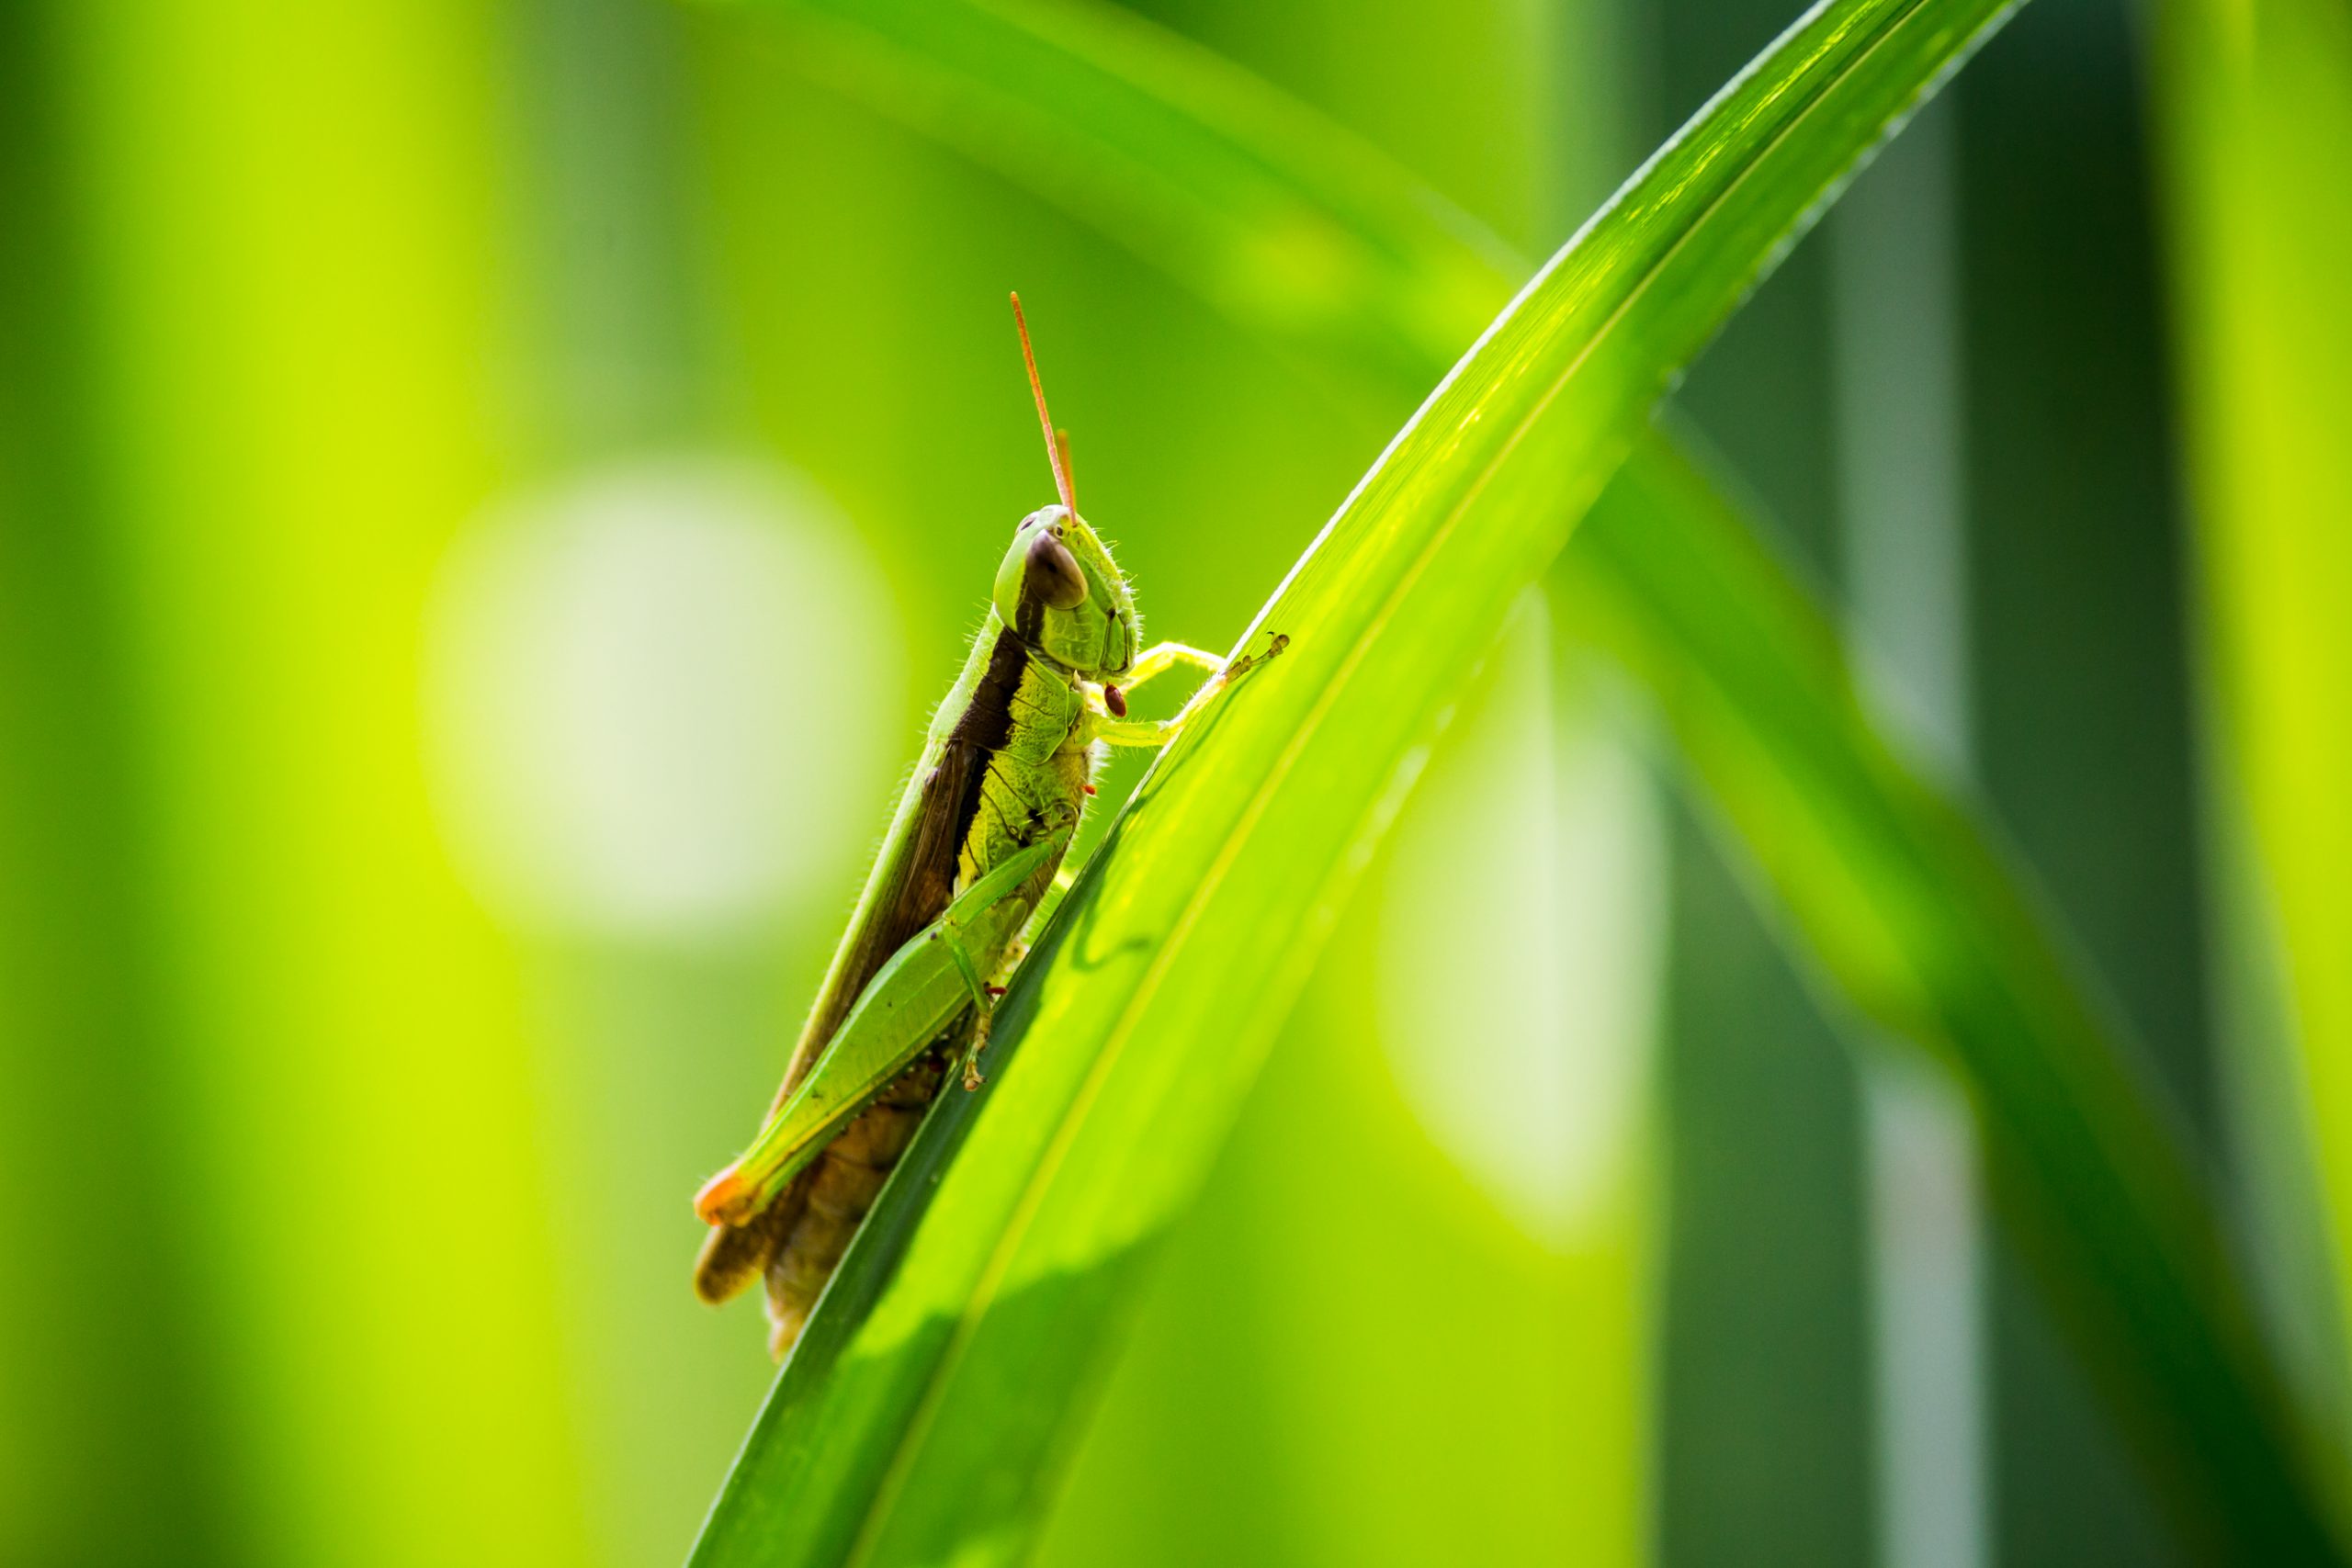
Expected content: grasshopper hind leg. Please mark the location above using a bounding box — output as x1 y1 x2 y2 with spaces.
692 1182 802 1306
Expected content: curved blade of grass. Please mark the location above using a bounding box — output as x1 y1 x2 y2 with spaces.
723 0 1522 395
2158 0 2352 1451
686 2 2040 1564
1562 426 2347 1560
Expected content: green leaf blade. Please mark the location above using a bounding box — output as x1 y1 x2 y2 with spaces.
2158 0 2352 1457
745 0 1517 383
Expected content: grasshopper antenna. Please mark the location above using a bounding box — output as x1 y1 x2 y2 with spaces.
1011 292 1078 520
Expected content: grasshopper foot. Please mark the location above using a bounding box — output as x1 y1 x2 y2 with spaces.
961 1004 997 1092
1219 631 1290 686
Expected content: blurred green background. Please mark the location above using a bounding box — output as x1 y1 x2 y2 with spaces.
1 0 2344 1565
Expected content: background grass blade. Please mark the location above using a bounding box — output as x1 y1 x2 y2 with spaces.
1561 428 2346 1559
2157 0 2352 1466
686 2 2037 1563
714 0 1522 389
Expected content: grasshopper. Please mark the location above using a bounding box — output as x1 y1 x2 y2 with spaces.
693 295 1284 1356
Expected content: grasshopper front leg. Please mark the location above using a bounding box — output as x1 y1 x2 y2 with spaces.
1103 634 1287 712
1115 641 1223 695
694 836 1060 1227
1094 632 1289 747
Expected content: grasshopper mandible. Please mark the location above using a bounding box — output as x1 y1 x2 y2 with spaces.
692 295 1284 1356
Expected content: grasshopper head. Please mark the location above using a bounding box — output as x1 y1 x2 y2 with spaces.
996 296 1136 673
992 504 1136 677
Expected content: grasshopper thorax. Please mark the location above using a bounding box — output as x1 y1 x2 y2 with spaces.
991 503 1137 678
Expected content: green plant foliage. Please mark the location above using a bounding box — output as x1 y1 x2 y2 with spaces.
2159 0 2352 1461
1565 431 2344 1559
719 0 1519 391
683 2 2074 1563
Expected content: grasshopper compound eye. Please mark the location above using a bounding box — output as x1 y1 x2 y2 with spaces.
1025 528 1089 608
